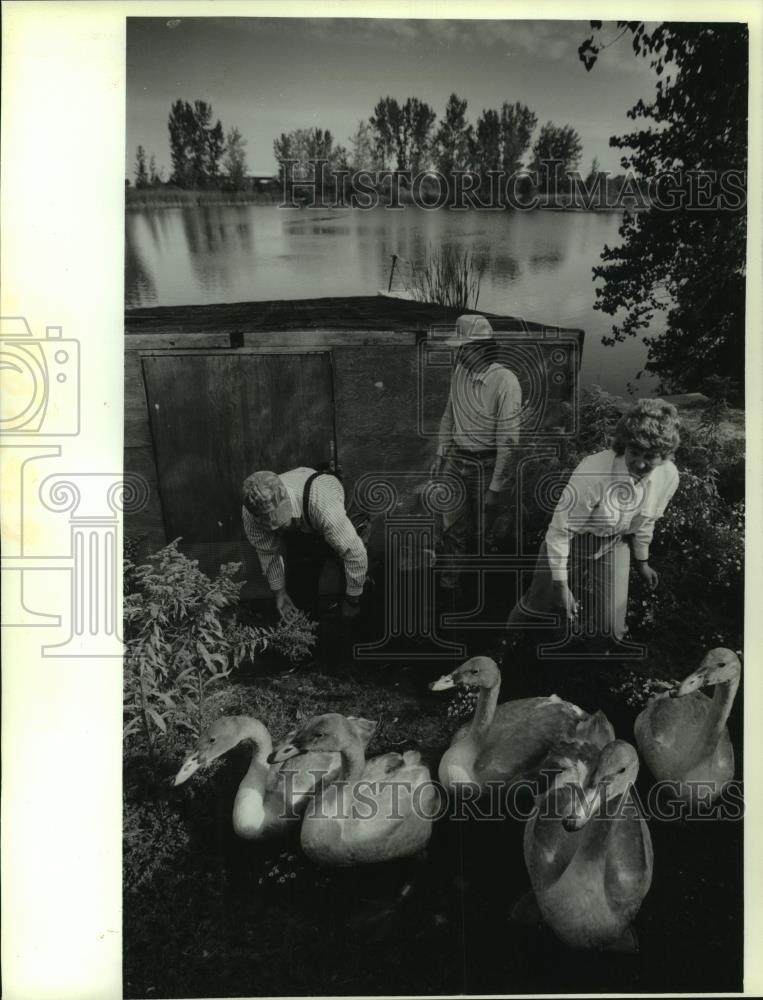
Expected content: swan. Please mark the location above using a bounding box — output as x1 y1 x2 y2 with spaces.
634 647 741 801
429 656 596 793
268 713 436 865
174 714 376 840
522 739 653 952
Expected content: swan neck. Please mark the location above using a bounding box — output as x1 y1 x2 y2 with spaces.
237 717 273 766
698 676 739 755
470 683 500 735
340 740 366 781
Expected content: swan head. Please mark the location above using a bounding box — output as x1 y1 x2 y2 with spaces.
267 713 357 763
429 656 500 692
673 648 742 697
562 740 639 832
174 716 269 786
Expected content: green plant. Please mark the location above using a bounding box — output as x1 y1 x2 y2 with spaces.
123 540 318 771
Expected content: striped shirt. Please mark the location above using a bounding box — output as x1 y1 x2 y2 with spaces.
545 449 680 580
242 467 367 596
437 362 522 492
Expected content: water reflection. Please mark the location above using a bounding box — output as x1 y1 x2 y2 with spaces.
125 204 660 393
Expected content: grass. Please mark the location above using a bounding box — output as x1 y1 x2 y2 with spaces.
404 245 485 310
126 186 282 210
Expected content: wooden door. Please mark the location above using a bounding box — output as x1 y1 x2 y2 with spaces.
142 351 336 578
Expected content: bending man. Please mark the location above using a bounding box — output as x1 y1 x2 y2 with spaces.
242 468 367 620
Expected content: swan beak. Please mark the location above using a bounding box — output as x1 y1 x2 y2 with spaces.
563 786 602 832
429 673 455 691
268 743 303 764
676 673 702 697
174 753 202 786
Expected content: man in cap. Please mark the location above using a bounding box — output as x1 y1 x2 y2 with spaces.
241 468 367 620
432 314 522 590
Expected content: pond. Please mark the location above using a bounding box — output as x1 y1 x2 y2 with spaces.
125 204 663 397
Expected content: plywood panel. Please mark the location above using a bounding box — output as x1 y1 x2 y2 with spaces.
141 352 335 572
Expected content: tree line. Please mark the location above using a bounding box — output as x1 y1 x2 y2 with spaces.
131 94 586 193
273 94 585 193
131 99 249 190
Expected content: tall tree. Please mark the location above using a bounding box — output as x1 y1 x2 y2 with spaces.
148 154 162 186
369 97 436 172
134 145 149 188
349 119 377 171
369 97 400 170
475 108 502 173
433 94 474 176
222 127 248 190
579 22 747 393
167 99 225 188
529 122 583 191
400 97 436 173
499 101 538 175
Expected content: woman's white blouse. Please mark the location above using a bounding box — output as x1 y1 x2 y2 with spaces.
545 449 680 580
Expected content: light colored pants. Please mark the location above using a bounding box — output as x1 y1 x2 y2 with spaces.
507 534 631 642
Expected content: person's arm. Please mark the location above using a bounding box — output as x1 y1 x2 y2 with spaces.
632 464 680 588
311 482 368 598
489 371 522 493
242 506 286 592
544 461 600 580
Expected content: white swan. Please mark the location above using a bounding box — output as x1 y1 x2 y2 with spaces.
634 647 741 802
523 739 653 952
268 713 436 865
430 656 596 792
174 714 376 840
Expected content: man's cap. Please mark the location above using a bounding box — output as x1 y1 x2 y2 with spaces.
242 471 292 527
442 314 495 347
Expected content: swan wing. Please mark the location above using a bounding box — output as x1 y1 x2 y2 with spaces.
524 786 582 890
475 700 587 784
635 691 712 780
604 805 653 916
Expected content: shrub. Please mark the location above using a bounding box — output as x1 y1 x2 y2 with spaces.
123 540 318 768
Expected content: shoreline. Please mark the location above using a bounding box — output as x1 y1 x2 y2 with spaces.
126 189 647 213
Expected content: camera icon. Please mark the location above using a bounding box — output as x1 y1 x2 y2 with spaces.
0 317 80 435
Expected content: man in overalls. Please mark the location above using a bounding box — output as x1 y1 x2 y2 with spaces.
242 468 367 620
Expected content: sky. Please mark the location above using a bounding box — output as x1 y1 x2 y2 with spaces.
126 17 661 179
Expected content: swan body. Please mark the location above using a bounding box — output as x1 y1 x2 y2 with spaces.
430 656 595 792
174 714 376 840
634 648 740 801
524 738 652 951
269 713 435 865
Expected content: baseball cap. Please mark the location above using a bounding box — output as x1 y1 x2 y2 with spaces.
442 314 495 347
242 471 292 528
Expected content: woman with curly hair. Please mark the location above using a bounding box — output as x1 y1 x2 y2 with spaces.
506 398 681 651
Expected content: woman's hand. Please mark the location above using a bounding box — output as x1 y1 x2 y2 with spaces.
553 580 579 621
484 488 499 507
430 455 445 479
636 561 659 590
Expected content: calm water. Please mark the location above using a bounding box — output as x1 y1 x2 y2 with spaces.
125 204 661 395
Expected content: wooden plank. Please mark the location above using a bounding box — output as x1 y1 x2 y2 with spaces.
125 329 417 351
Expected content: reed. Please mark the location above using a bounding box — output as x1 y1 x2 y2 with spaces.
405 245 485 310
